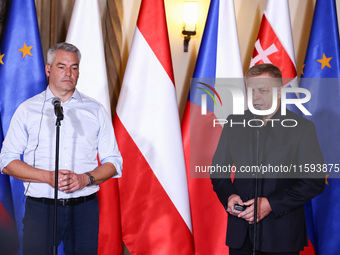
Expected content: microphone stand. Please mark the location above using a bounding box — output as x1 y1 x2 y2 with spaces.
53 115 63 255
253 127 259 255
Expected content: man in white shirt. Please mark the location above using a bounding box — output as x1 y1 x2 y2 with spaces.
0 42 123 255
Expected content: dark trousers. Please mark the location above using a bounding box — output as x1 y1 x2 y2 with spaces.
229 231 299 255
23 196 99 255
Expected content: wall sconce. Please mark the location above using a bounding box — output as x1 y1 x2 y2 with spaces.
182 1 198 52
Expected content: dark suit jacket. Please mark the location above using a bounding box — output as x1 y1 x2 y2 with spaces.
211 109 325 253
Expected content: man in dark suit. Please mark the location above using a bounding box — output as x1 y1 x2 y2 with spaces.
211 64 325 255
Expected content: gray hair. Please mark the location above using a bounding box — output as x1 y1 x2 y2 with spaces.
46 42 81 65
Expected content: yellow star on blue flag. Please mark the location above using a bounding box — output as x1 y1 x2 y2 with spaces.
18 43 33 58
317 53 332 69
325 174 330 185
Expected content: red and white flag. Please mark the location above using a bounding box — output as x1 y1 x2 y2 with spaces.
114 0 193 254
66 1 123 254
250 0 297 84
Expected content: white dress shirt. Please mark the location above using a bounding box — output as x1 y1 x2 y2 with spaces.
0 86 122 199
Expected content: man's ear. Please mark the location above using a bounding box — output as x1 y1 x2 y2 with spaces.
45 65 51 77
277 86 282 100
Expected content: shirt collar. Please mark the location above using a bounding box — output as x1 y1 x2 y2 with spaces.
45 86 83 103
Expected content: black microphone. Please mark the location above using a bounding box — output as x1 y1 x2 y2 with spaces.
52 97 64 121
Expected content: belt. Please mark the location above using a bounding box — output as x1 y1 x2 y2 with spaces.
27 193 97 207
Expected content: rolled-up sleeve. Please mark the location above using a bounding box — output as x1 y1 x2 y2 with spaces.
97 106 123 178
0 105 27 173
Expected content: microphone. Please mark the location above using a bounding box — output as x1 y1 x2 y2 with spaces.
252 104 261 255
52 97 64 121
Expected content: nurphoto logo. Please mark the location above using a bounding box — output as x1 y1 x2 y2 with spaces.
195 80 312 128
199 83 311 116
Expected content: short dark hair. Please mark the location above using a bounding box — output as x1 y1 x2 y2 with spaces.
245 63 282 79
46 42 81 65
245 64 283 87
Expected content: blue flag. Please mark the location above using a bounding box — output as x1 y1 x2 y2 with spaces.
0 114 14 221
300 0 340 254
0 0 46 253
0 114 19 254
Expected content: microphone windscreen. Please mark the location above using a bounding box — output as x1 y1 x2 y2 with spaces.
52 97 61 106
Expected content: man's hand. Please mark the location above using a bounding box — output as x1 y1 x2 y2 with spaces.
226 194 244 217
238 197 272 224
57 170 88 193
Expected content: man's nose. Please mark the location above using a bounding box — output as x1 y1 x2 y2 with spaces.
65 67 71 77
252 90 260 100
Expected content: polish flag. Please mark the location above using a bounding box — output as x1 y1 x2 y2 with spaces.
66 1 123 254
113 0 193 254
250 0 297 84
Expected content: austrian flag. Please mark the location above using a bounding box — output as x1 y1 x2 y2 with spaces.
113 0 194 254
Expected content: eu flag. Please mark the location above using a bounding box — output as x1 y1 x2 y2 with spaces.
0 0 46 253
300 0 340 254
